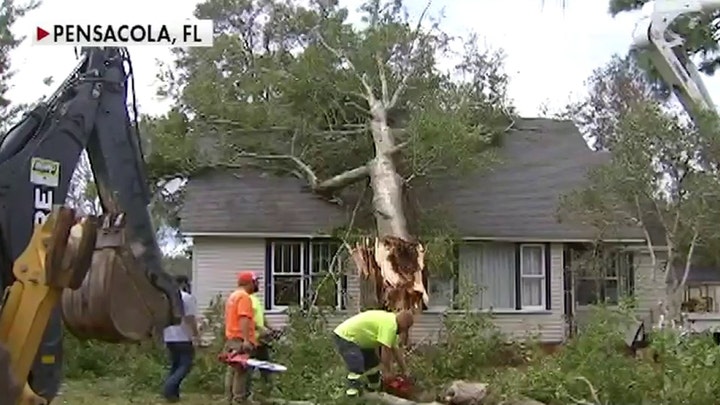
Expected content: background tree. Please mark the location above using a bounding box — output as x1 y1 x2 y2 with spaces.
568 54 662 150
560 55 720 322
147 0 513 310
0 0 39 130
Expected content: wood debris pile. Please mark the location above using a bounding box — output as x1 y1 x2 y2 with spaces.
351 236 429 311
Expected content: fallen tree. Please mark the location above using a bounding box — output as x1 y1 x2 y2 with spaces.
147 0 513 313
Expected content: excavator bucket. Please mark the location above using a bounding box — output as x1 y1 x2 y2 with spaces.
60 213 170 342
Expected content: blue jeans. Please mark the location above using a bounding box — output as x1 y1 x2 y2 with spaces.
163 341 194 400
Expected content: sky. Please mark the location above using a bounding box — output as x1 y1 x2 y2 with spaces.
9 0 720 117
7 0 720 255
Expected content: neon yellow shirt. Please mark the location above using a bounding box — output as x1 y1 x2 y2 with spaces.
333 310 398 349
250 294 265 339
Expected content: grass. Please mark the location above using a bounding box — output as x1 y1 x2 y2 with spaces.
56 379 223 405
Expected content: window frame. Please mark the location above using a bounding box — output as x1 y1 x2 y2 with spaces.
269 240 306 310
308 240 346 309
574 248 635 308
431 242 551 313
266 238 347 311
519 243 547 310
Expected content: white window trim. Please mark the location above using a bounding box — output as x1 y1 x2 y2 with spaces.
269 241 305 311
268 240 346 311
574 251 630 309
520 243 546 310
308 241 345 310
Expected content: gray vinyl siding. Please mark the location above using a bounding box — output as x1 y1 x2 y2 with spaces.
192 237 566 343
191 237 266 315
407 243 566 343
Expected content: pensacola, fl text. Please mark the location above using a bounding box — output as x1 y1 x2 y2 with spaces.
52 24 207 45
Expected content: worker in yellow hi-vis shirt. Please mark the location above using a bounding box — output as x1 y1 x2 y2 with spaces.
248 273 273 388
333 310 414 397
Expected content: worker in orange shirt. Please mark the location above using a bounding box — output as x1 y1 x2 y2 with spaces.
224 271 258 404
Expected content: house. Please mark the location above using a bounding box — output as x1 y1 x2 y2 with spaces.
677 265 720 312
179 117 666 344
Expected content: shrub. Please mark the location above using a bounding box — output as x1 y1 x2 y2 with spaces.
62 303 720 404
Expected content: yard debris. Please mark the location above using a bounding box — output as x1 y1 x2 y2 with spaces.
443 380 488 404
351 236 429 311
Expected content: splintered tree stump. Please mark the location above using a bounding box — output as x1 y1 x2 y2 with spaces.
351 236 428 311
443 381 489 405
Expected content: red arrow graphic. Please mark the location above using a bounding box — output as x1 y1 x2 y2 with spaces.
36 27 49 41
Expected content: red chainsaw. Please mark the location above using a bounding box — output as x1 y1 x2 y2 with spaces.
382 375 415 399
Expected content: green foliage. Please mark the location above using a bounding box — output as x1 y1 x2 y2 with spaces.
562 53 720 296
146 0 511 192
64 302 720 405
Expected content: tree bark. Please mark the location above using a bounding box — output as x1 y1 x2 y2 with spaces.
351 102 428 312
369 104 410 239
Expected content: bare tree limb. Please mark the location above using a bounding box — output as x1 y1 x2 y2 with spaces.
207 119 367 136
677 227 699 292
314 140 411 192
376 52 390 106
309 183 368 308
314 165 370 192
315 31 376 103
634 195 658 275
233 151 319 187
387 0 432 109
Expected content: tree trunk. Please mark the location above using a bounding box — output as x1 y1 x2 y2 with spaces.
368 109 410 239
353 104 428 313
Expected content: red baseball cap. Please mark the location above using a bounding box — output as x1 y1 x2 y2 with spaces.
237 271 257 284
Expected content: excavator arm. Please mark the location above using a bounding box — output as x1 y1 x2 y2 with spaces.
631 0 720 115
0 47 183 403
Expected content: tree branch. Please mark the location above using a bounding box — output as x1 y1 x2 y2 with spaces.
206 119 367 136
387 0 432 109
315 31 376 104
376 52 390 106
314 165 370 192
634 195 658 275
233 151 319 187
314 140 411 192
677 227 699 292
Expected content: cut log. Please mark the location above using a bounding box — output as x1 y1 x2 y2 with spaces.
365 392 443 405
443 380 488 405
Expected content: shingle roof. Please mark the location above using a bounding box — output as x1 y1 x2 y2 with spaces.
673 265 720 285
180 170 348 234
179 117 645 240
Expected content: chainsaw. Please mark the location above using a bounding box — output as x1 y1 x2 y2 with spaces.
382 375 415 399
218 351 288 372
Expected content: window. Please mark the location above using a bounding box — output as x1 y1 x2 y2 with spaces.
309 241 344 308
459 243 516 310
426 275 454 309
575 249 634 306
267 240 346 310
456 242 547 311
520 245 546 309
270 241 304 308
